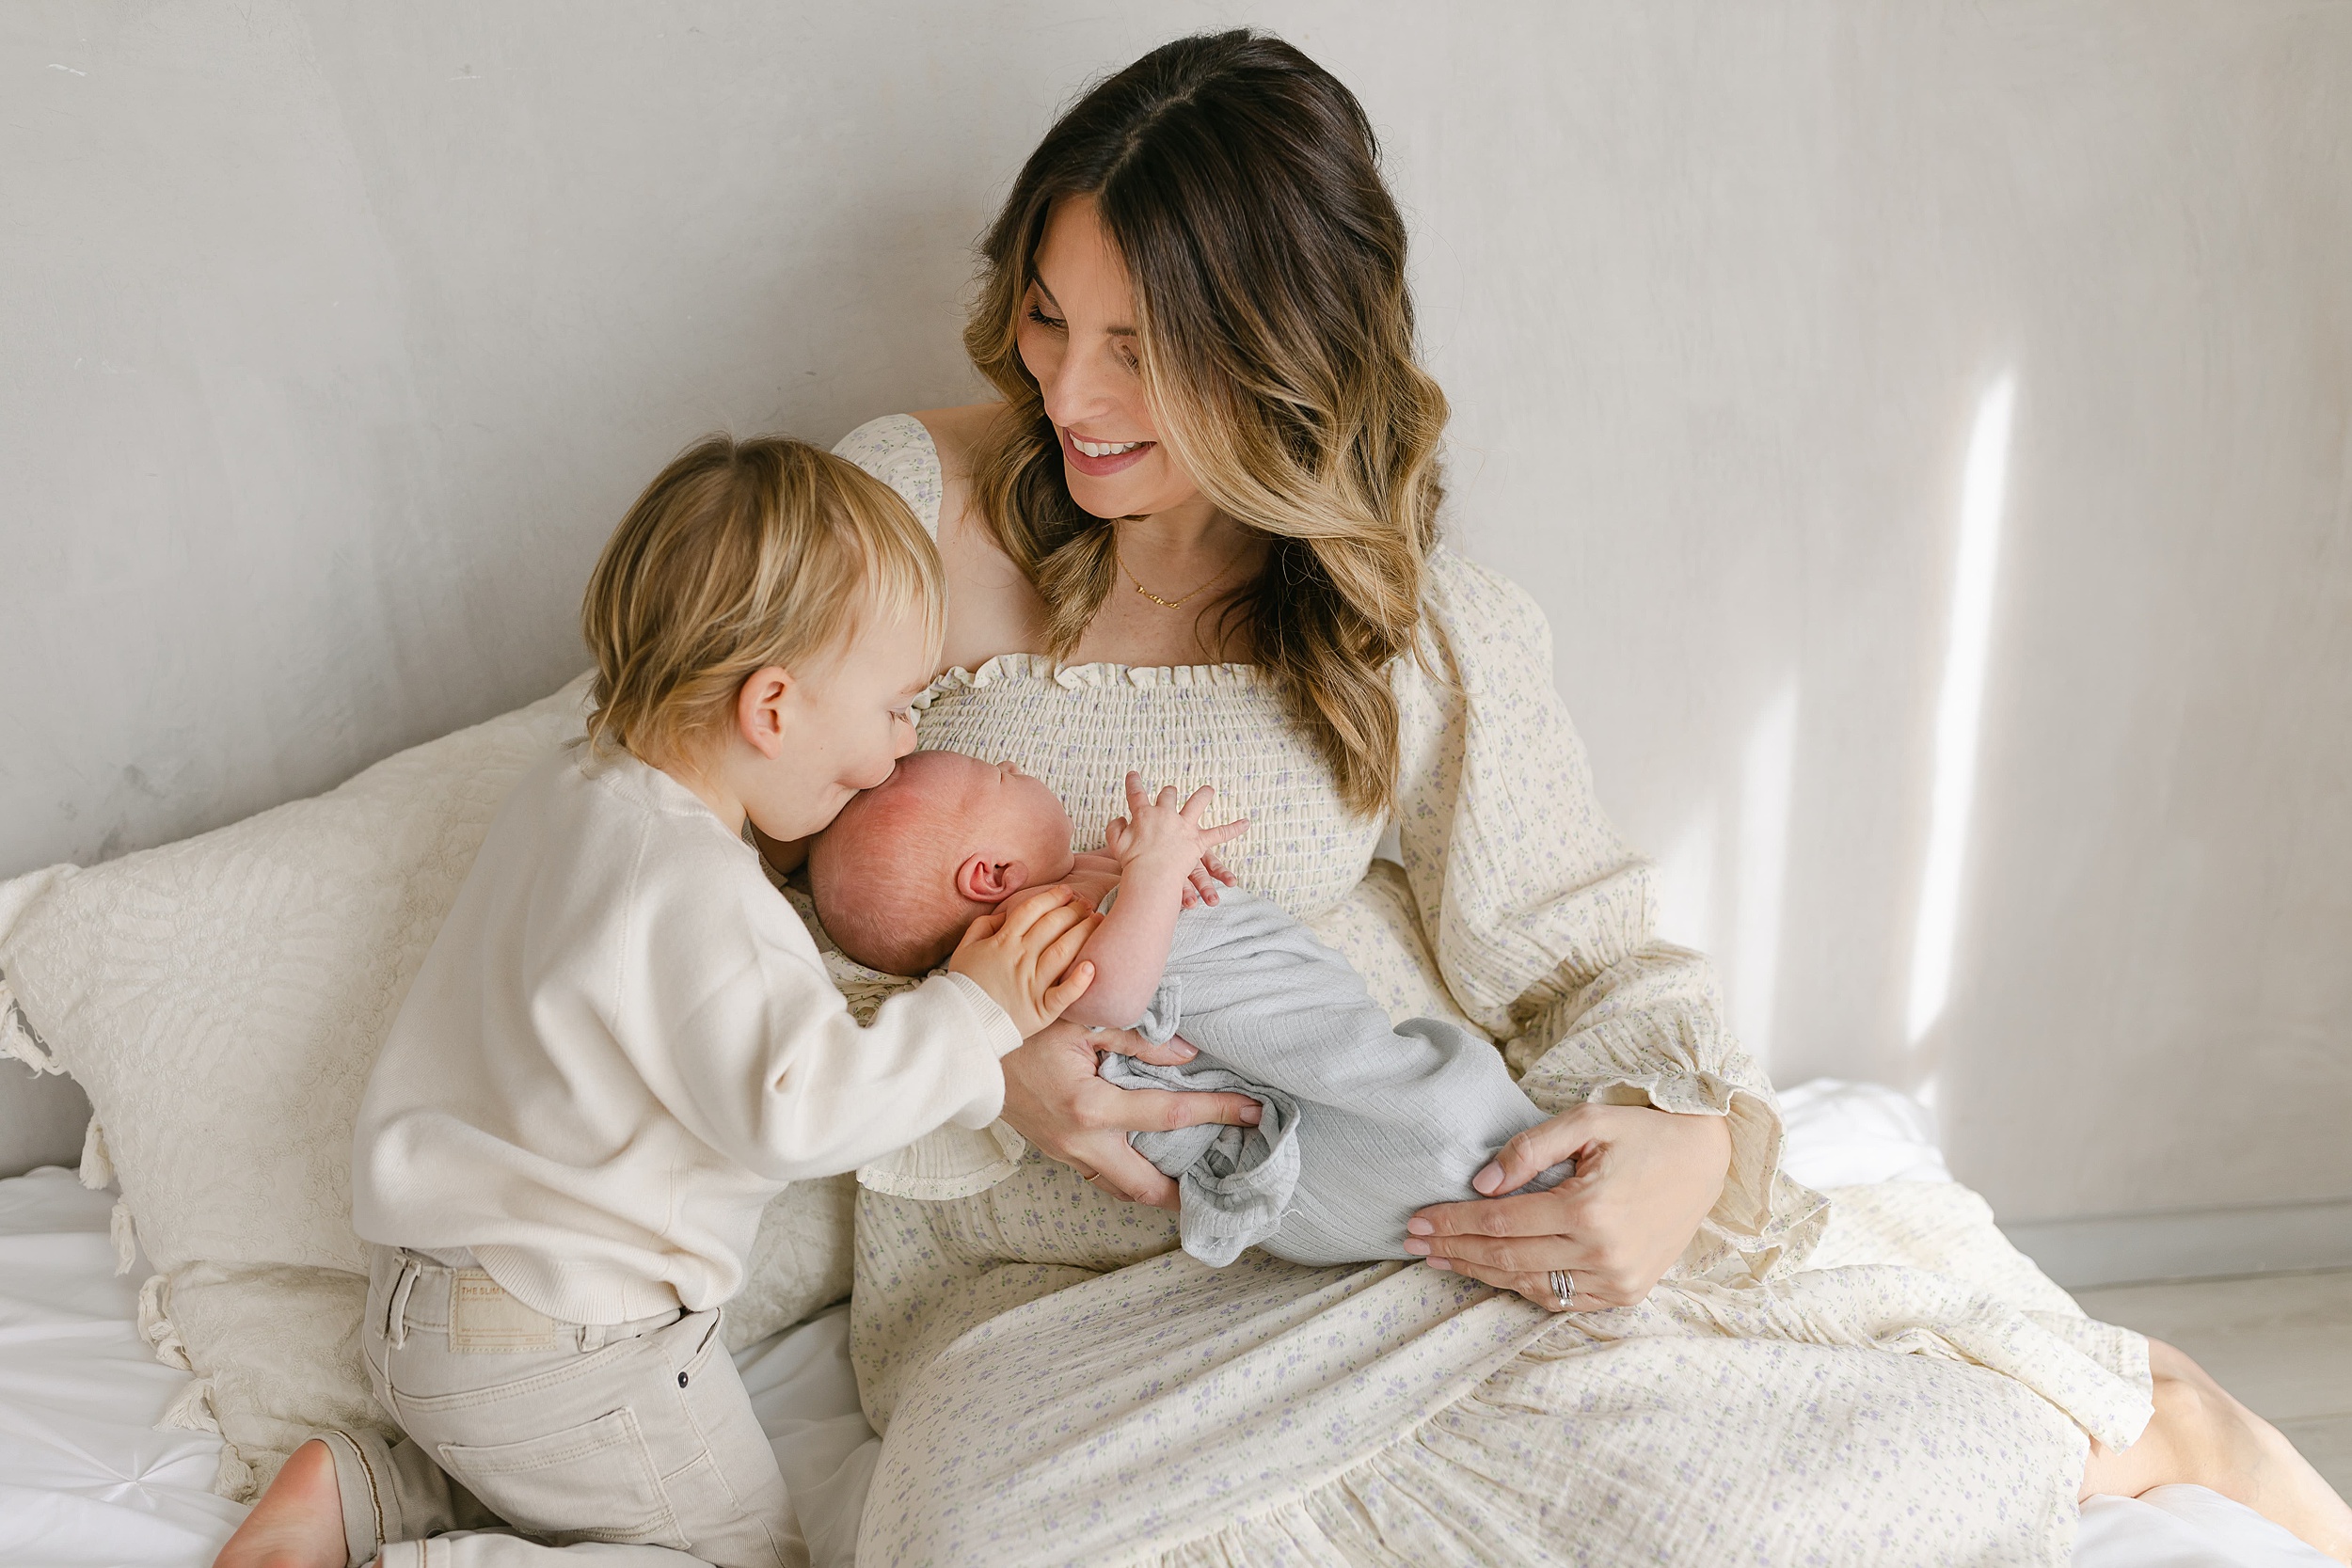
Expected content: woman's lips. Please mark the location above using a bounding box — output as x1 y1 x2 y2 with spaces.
1059 427 1155 478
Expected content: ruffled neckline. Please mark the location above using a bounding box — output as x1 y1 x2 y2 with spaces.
916 652 1267 707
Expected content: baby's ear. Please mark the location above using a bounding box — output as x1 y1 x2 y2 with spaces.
955 854 1023 904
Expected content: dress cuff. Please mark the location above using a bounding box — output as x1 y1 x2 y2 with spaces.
937 972 1025 1059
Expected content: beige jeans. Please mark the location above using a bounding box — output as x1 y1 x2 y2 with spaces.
319 1246 804 1568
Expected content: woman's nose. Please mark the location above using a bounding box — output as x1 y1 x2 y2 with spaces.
892 727 919 760
1037 341 1122 433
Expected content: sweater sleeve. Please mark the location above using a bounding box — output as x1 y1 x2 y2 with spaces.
1392 551 1826 1282
626 849 1021 1184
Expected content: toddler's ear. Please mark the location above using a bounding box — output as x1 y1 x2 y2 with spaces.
956 854 1025 905
737 664 796 758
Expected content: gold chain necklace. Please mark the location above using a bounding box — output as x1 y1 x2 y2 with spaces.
1116 535 1248 610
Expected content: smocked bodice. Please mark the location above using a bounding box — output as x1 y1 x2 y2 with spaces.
913 656 1381 920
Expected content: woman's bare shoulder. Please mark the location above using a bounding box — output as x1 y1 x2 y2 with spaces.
903 403 1043 665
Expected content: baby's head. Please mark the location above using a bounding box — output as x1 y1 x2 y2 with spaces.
809 751 1076 975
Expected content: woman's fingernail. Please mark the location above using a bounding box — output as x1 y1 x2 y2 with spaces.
1240 1103 1263 1125
1406 1217 1433 1236
1423 1258 1452 1272
1402 1239 1429 1257
1472 1164 1503 1195
1171 1040 1197 1058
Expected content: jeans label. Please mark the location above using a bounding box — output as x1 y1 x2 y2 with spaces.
449 1270 561 1353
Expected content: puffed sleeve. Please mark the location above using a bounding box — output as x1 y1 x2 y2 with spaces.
1393 550 1826 1281
833 414 946 537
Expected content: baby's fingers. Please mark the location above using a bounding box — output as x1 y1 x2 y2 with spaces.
1202 816 1250 849
1179 784 1218 822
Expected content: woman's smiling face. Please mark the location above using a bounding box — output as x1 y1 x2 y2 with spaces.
1015 196 1205 521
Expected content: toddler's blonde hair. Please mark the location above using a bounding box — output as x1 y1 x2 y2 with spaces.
581 434 942 765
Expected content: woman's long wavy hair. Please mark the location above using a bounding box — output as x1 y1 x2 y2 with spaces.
964 29 1449 817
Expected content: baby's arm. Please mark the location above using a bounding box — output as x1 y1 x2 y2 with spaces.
1057 776 1248 1031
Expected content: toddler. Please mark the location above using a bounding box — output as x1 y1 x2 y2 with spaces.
809 752 1567 1270
216 436 1096 1568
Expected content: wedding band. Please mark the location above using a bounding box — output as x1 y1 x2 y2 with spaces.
1548 1268 1574 1311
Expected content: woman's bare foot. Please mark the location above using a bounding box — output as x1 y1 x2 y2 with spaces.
2082 1338 2352 1563
214 1437 349 1568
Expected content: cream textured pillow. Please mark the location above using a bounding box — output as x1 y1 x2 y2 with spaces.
0 677 852 1499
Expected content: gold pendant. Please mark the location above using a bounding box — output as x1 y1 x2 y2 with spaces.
1132 580 1194 609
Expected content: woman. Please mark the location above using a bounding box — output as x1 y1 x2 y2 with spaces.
827 30 2350 1566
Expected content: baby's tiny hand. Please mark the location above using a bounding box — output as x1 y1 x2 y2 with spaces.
1183 855 1233 907
1103 772 1248 881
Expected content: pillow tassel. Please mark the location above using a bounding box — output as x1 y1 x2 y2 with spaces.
109 1197 138 1275
215 1442 259 1504
0 973 62 1074
78 1117 115 1189
160 1373 221 1434
138 1271 193 1370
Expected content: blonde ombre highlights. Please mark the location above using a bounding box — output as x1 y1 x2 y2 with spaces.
964 30 1449 816
581 435 943 766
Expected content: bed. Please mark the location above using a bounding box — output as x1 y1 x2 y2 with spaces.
0 1078 2329 1568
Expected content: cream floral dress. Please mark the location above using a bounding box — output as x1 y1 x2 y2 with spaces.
826 416 2154 1568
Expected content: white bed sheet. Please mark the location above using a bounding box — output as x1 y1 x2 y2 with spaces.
0 1081 2331 1568
0 1170 879 1568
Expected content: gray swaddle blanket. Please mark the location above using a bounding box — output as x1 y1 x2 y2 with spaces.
1097 887 1567 1267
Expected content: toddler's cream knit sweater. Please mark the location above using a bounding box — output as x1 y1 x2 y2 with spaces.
353 745 1018 1324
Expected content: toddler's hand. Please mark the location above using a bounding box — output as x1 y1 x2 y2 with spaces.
948 884 1098 1037
1103 773 1248 883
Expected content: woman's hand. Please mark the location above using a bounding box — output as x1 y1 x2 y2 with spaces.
998 1020 1262 1208
1404 1103 1732 1310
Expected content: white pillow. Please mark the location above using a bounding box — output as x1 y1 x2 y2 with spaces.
0 677 852 1499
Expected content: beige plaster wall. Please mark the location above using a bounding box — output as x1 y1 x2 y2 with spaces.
3 3 2345 1216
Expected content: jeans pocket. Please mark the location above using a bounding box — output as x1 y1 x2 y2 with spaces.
435 1407 687 1549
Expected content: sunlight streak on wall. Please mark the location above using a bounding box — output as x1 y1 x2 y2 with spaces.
1734 678 1800 1070
1907 373 2017 1044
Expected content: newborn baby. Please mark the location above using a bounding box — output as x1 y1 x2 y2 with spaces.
807 751 1566 1267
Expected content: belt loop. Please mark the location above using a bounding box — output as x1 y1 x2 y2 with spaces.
386 1256 421 1351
